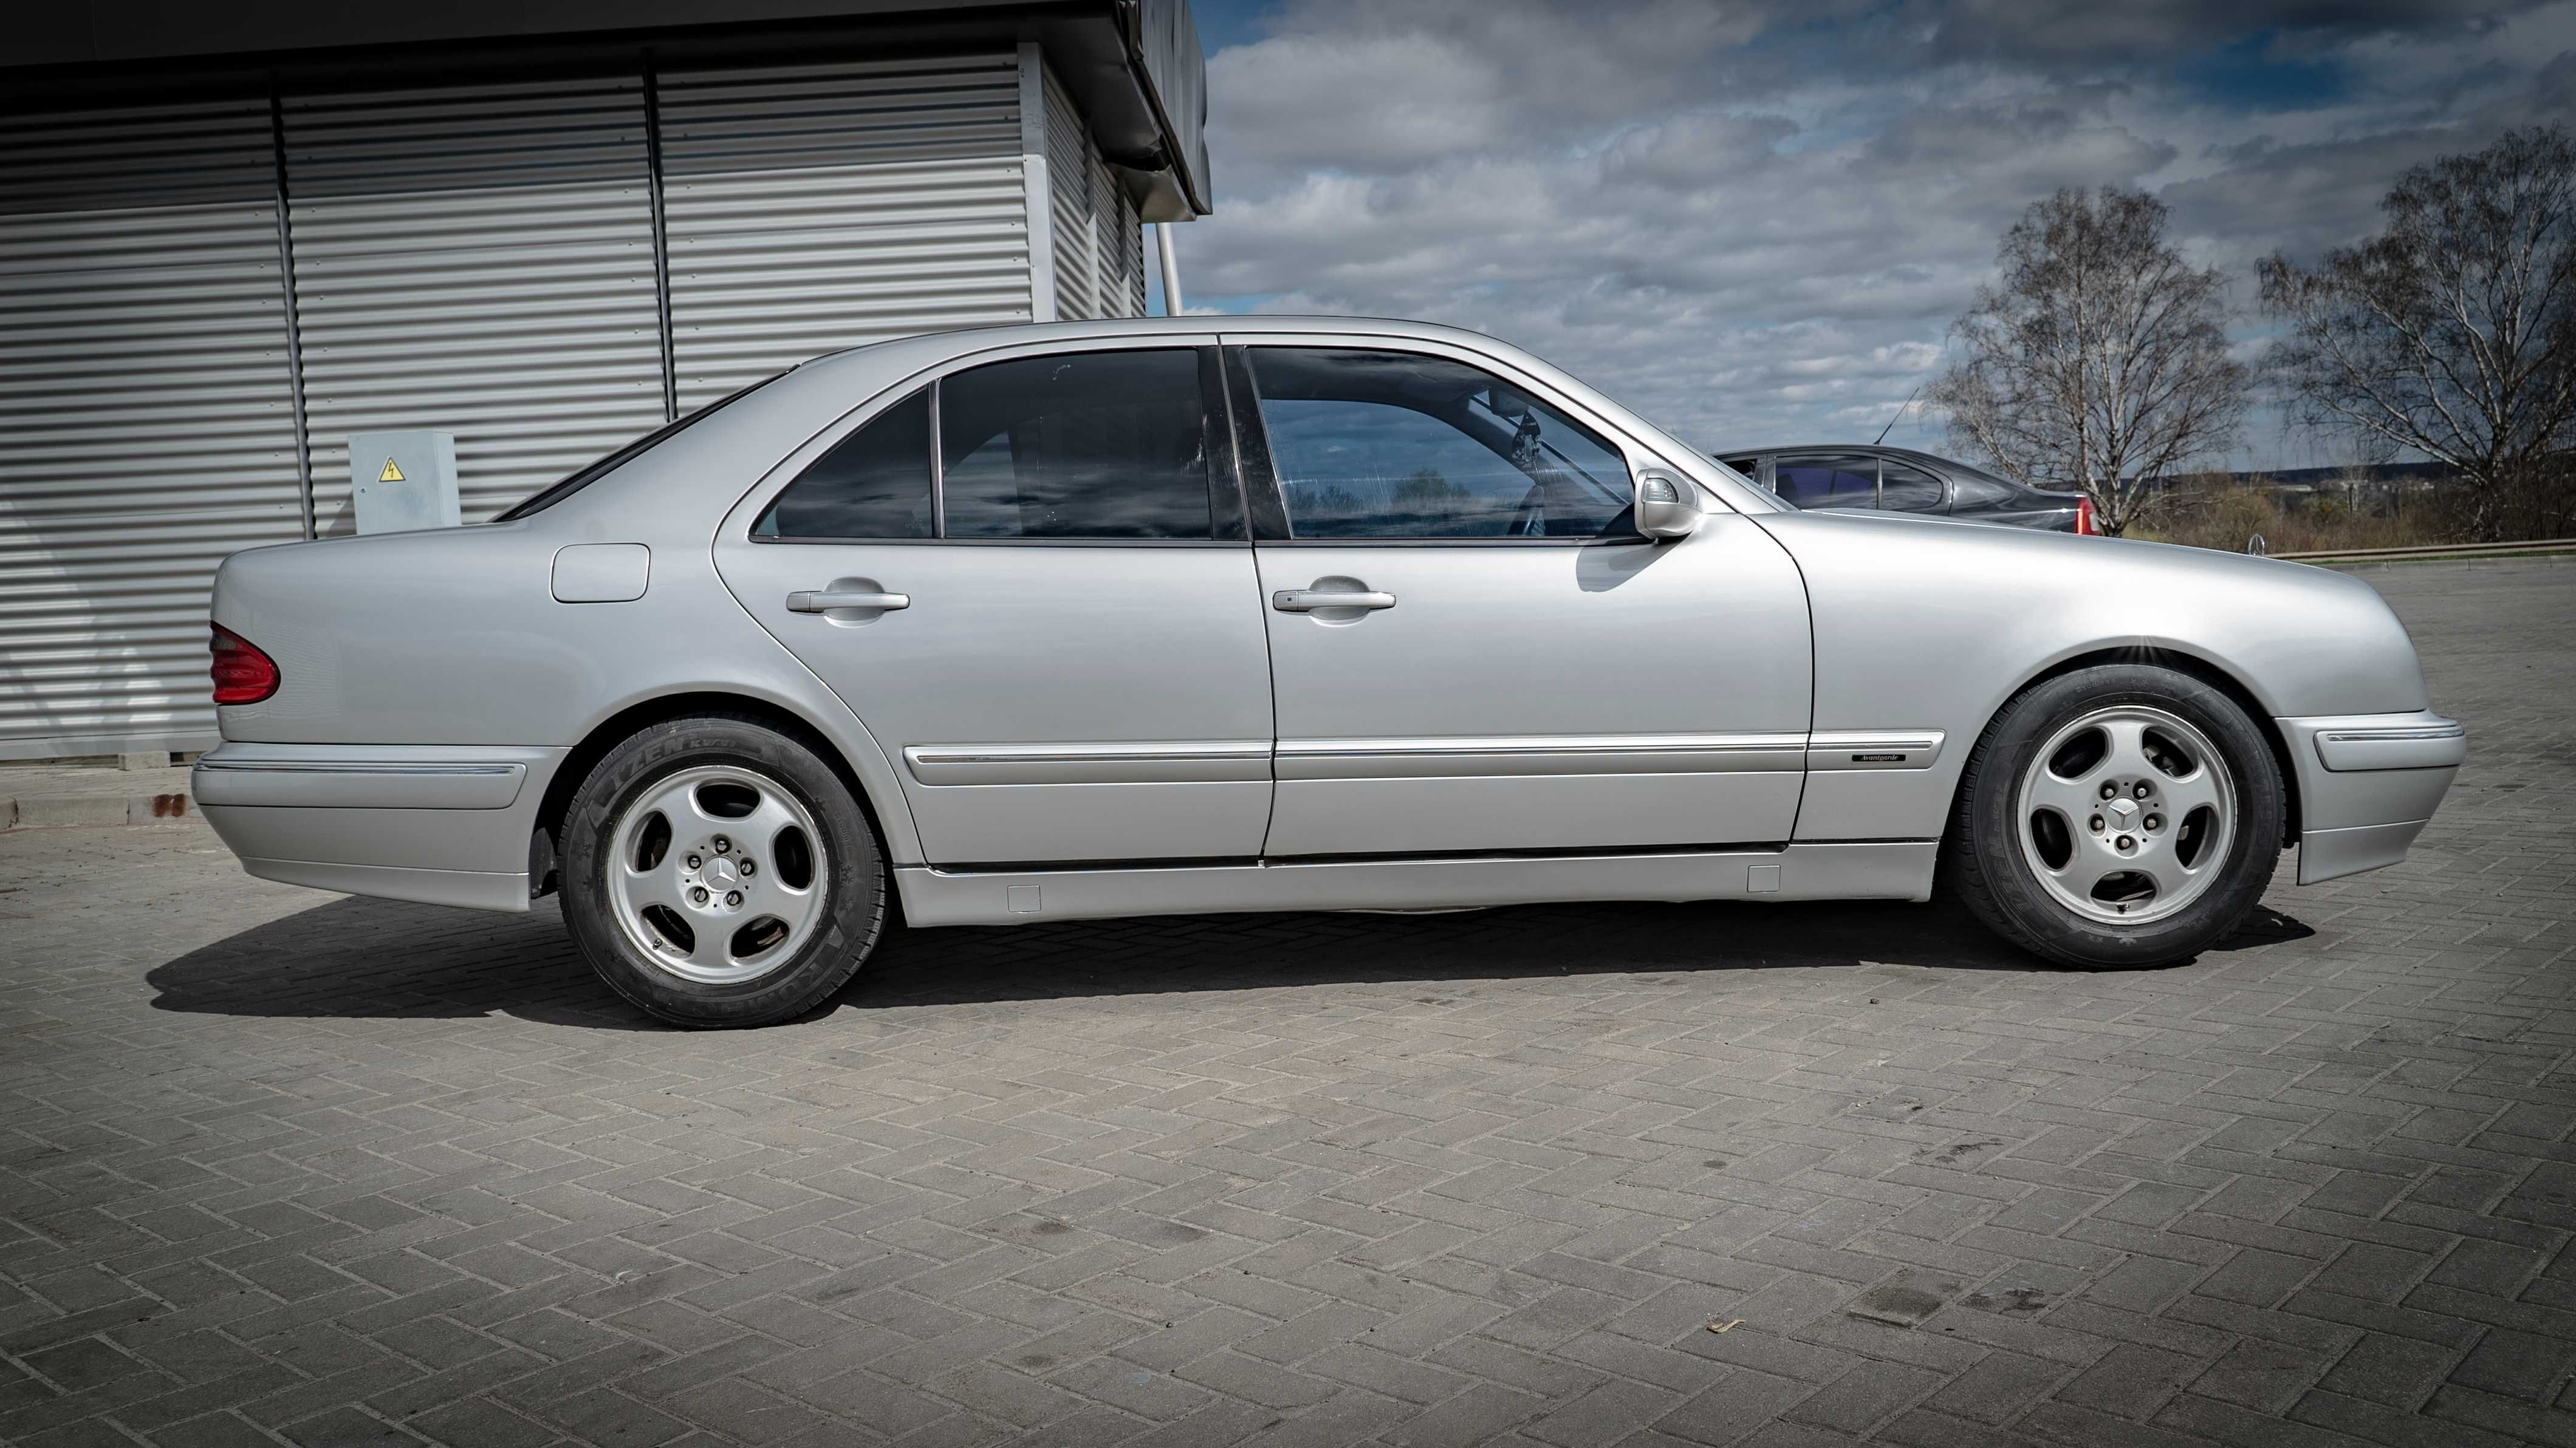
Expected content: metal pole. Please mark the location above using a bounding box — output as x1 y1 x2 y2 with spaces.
642 52 679 423
1156 222 1184 316
269 84 317 540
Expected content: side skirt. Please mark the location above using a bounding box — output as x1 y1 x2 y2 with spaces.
894 841 1937 927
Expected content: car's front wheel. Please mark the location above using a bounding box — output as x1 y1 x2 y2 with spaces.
561 715 886 1026
1948 664 2284 969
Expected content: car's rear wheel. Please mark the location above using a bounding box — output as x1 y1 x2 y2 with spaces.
561 715 885 1026
1948 664 2283 969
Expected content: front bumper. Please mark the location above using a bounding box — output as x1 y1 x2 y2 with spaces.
2275 711 2465 884
194 743 565 911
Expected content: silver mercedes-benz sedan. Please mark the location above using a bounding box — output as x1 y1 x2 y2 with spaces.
196 317 2464 1027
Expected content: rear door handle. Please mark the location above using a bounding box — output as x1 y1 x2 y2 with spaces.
788 589 909 612
1273 589 1396 612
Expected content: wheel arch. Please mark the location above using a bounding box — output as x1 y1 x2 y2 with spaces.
530 690 914 898
1968 643 2301 847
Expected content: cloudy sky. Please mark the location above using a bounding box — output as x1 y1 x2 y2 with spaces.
1161 0 2576 471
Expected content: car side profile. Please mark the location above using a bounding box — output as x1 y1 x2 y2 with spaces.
196 317 2464 1027
1716 443 2089 530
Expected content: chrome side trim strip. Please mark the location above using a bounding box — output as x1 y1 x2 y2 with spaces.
196 762 520 776
2304 713 2467 773
907 728 1953 785
191 758 528 810
904 740 1272 787
1803 729 1945 771
1275 732 1807 780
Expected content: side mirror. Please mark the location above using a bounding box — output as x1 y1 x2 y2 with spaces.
1634 470 1702 539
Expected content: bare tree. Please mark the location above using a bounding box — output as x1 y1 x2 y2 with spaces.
1930 187 2247 534
2259 126 2576 542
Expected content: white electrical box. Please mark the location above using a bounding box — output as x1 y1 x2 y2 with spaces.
349 431 460 534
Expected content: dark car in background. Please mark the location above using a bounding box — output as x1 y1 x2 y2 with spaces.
1714 444 2093 531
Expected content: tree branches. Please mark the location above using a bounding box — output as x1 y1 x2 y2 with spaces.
1929 188 2245 535
2259 126 2576 541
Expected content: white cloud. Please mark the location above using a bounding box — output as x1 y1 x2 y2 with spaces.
1180 0 2576 465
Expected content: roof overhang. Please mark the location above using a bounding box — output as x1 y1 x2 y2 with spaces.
0 0 1210 219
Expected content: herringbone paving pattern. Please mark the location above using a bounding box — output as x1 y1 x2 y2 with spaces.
2 558 2569 1447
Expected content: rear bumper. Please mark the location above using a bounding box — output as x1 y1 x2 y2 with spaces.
194 743 563 911
2276 711 2464 885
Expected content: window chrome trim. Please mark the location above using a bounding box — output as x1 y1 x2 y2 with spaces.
1224 335 1668 545
723 333 1228 547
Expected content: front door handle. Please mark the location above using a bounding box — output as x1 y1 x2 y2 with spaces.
1273 588 1397 613
788 589 909 613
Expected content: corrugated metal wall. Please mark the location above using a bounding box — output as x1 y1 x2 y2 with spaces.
0 48 1156 759
1043 64 1149 323
0 101 309 760
659 54 1036 410
1043 67 1101 321
1106 179 1147 318
282 78 670 532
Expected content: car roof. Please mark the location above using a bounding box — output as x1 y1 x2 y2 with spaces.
546 316 1791 525
798 313 1540 384
1720 443 1938 461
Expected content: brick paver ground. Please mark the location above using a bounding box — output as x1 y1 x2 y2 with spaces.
2 558 2571 1448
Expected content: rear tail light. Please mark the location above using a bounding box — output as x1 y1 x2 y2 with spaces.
210 624 280 705
2074 497 2098 535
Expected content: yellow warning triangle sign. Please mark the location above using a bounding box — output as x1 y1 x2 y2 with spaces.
377 458 405 483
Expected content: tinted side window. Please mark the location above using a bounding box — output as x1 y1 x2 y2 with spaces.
754 389 933 538
1718 455 1764 484
1773 454 1876 510
1950 473 2020 509
1877 460 1945 512
939 349 1212 539
1249 347 1634 539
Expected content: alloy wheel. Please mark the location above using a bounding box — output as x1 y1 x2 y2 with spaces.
605 763 827 983
2013 704 2236 926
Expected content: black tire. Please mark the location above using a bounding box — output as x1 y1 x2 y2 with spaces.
1946 664 2284 970
560 714 886 1026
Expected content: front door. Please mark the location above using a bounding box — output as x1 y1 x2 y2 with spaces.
715 343 1274 866
1229 340 1813 858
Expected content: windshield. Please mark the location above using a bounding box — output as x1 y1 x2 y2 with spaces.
492 372 783 521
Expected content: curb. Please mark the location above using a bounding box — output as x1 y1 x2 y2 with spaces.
2321 550 2576 571
2 787 195 831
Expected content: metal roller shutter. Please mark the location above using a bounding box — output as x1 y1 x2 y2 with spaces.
658 53 1035 409
0 100 307 761
282 77 668 531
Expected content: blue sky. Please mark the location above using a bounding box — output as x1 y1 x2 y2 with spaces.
1157 0 2576 471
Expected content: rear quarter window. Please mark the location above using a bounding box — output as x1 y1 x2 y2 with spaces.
494 373 781 521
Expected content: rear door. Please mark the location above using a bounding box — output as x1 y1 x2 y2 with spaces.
714 340 1275 865
1227 338 1812 858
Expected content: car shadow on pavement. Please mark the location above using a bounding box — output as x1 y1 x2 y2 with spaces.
142 888 2305 1026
